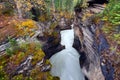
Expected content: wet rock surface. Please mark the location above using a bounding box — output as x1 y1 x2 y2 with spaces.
73 17 115 80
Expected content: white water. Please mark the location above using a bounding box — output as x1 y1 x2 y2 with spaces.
50 27 85 80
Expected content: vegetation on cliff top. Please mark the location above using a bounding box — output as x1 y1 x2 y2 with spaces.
0 0 120 80
100 0 120 54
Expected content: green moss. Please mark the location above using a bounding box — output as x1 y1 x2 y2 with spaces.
12 74 24 80
0 65 9 80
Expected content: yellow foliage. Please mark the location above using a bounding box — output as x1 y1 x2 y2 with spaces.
15 19 37 37
39 14 47 22
32 49 45 65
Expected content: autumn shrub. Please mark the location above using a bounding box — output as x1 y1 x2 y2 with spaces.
15 19 38 37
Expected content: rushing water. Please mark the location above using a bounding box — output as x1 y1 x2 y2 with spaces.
50 27 85 80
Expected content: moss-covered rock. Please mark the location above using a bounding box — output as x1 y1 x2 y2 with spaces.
0 40 59 80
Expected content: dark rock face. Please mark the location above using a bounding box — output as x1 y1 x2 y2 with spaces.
10 55 33 78
75 24 105 80
73 11 105 79
30 7 40 21
73 36 90 72
73 36 81 53
79 51 90 72
42 37 65 59
100 57 114 80
73 17 114 80
73 1 115 79
37 26 65 59
97 30 114 80
88 0 109 6
37 19 74 59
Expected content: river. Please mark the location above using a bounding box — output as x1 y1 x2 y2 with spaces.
50 25 85 80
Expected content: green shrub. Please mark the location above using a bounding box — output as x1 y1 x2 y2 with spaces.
102 0 120 25
6 37 18 56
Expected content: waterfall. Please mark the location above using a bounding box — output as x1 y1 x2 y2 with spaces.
50 26 85 80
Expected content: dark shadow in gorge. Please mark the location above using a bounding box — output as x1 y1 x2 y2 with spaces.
37 25 65 59
88 0 109 7
30 7 40 21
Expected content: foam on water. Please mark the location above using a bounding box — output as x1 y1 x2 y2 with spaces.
50 26 85 80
